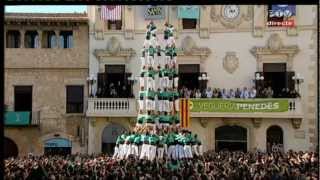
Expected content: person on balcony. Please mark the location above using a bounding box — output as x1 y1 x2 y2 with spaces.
205 87 213 98
229 89 236 99
221 88 228 99
195 89 202 98
249 87 257 98
235 88 241 98
240 87 249 99
265 86 274 98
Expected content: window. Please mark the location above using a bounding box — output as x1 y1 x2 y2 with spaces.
108 20 122 30
14 86 32 112
66 86 83 113
182 19 197 29
25 31 39 48
60 31 73 48
42 31 57 48
6 30 20 48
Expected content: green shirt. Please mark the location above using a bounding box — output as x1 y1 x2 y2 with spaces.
133 134 141 144
145 114 155 123
149 134 159 145
145 70 156 78
141 134 148 143
137 114 146 124
166 133 175 145
146 91 155 99
139 91 146 99
162 91 170 100
148 47 156 56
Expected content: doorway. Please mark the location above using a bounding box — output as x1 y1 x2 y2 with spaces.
178 64 200 90
262 63 294 97
266 125 283 152
101 123 127 155
4 137 19 158
215 125 247 152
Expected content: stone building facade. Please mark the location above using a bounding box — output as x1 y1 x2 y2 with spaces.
86 5 318 154
4 13 89 156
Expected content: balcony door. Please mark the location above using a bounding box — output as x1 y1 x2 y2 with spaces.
263 63 294 97
14 86 32 112
178 64 200 90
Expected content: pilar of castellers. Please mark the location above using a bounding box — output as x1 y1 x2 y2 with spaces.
113 21 203 161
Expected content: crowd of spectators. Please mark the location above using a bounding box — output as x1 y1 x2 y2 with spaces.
5 150 318 180
179 86 300 99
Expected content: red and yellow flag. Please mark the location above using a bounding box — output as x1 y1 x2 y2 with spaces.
180 99 190 128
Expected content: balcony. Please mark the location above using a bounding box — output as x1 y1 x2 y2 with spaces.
4 111 40 127
86 98 137 117
189 98 303 119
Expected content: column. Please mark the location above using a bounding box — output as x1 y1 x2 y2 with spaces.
199 5 210 39
54 30 59 48
124 5 134 39
253 5 265 37
20 30 25 48
37 30 42 48
94 6 104 40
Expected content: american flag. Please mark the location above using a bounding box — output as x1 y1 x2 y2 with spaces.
101 5 122 21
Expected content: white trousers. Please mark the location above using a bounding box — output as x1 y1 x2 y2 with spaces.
168 79 173 89
165 56 170 65
139 100 144 111
140 57 146 68
199 145 203 156
159 77 165 90
175 144 185 159
146 99 154 111
132 144 139 157
184 145 193 158
174 77 179 88
192 145 199 156
169 101 174 112
149 145 157 161
118 144 125 159
157 147 164 159
163 77 169 88
147 56 154 67
159 100 164 112
164 100 170 113
175 99 179 112
146 77 155 91
140 144 150 159
139 77 145 89
168 145 175 159
113 146 119 159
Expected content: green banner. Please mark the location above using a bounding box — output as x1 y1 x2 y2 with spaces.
189 99 289 113
5 111 30 125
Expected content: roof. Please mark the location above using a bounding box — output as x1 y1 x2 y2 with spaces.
5 13 88 23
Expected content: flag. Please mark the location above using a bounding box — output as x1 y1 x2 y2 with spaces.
177 6 200 19
101 5 122 21
180 99 190 128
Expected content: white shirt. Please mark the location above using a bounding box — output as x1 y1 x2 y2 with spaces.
206 90 213 98
241 90 249 99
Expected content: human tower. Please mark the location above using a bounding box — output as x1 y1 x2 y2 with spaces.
113 22 203 161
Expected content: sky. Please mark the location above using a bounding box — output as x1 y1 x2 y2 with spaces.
5 5 87 13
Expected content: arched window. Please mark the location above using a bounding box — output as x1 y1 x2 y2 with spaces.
42 31 57 48
60 31 73 48
4 137 19 158
266 125 283 153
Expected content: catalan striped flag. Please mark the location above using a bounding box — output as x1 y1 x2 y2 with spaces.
101 5 122 21
180 99 190 128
